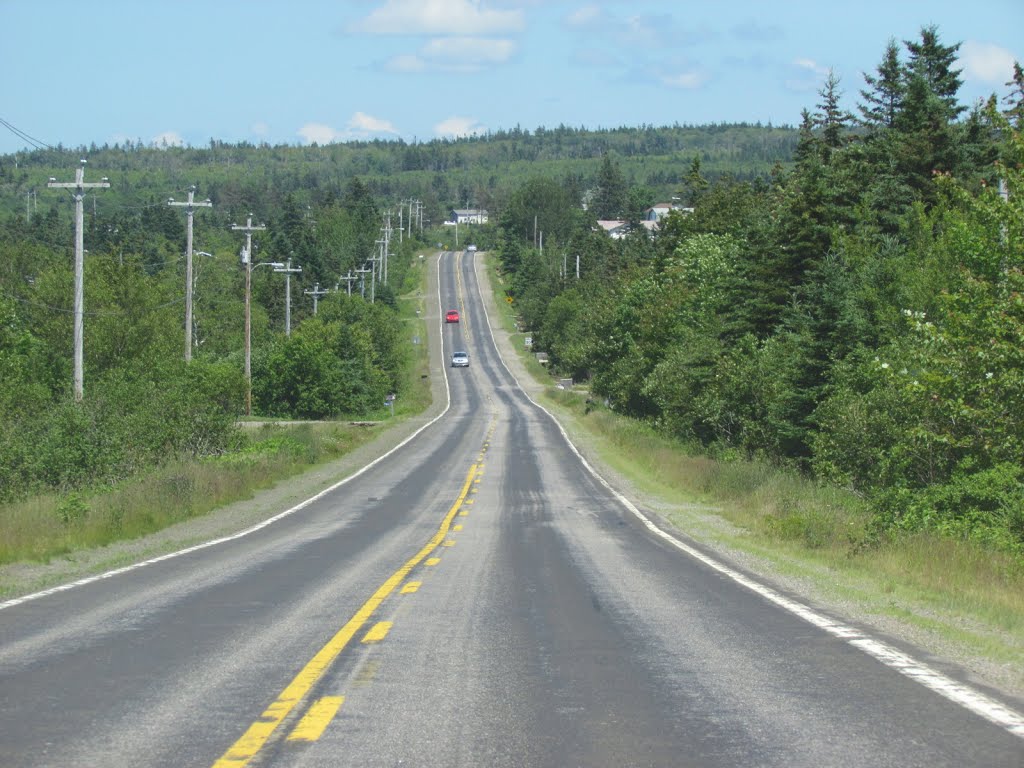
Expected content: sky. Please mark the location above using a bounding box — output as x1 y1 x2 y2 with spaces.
1 0 1021 155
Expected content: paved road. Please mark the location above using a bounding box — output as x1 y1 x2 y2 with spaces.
1 251 1022 767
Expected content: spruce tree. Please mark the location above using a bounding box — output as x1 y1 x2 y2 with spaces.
860 39 905 129
814 71 853 162
1004 61 1024 129
904 24 965 120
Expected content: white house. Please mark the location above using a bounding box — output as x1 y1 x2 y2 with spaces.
597 220 630 239
597 219 660 239
448 208 489 225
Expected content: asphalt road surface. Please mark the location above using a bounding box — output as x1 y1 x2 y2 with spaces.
1 251 1022 767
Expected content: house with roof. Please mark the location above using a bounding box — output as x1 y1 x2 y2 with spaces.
597 220 630 239
448 208 489 225
596 220 660 239
645 202 694 221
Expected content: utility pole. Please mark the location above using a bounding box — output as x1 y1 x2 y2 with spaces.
355 265 372 298
275 258 302 336
47 160 109 402
337 270 356 296
375 233 387 291
304 282 328 315
231 214 267 416
398 204 403 244
169 186 212 362
383 211 392 283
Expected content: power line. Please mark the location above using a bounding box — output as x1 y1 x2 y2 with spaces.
0 117 53 151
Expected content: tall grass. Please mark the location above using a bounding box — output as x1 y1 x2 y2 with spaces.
0 424 379 567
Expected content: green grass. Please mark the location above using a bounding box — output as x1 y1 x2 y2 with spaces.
0 260 437 570
0 424 382 568
483 255 1024 692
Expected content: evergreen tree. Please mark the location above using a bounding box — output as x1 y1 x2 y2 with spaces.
682 155 708 206
904 24 965 120
1004 61 1024 129
860 39 905 129
793 110 819 168
592 152 627 219
814 71 853 163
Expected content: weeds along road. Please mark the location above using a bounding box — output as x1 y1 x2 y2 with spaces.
1 251 1022 767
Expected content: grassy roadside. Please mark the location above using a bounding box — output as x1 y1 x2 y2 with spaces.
0 256 436 577
484 254 1024 697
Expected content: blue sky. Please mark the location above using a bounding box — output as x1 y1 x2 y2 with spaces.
1 0 1021 155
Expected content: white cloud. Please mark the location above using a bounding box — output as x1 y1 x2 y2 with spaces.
435 115 486 138
793 58 829 76
421 36 516 68
960 40 1017 83
348 111 399 135
353 0 523 36
151 131 184 148
786 57 831 92
298 113 400 144
298 122 341 145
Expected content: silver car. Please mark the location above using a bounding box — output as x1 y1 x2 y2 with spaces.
451 351 469 367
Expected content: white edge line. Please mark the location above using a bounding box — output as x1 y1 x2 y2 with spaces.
0 253 454 614
471 251 1024 740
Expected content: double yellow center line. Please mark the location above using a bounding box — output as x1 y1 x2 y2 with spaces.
212 462 480 767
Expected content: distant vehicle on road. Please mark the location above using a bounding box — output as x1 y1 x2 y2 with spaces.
451 351 469 367
467 244 477 252
445 309 460 323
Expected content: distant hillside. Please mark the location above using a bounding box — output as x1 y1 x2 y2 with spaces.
0 123 797 223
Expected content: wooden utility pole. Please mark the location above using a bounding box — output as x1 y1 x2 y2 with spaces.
275 259 302 336
47 160 109 402
304 282 328 315
169 186 212 361
355 265 372 299
231 214 267 416
337 271 356 296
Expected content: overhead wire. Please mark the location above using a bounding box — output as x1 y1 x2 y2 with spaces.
0 117 53 151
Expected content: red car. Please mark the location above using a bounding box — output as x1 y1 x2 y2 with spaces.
445 309 460 323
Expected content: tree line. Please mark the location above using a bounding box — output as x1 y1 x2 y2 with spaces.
0 174 418 503
497 27 1024 555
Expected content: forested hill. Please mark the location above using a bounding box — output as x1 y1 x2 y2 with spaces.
0 122 797 223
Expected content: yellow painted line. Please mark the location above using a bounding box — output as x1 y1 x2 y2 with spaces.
464 499 474 505
401 581 421 593
362 621 392 643
286 696 344 742
453 524 463 531
426 557 441 566
212 463 478 768
442 539 456 547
